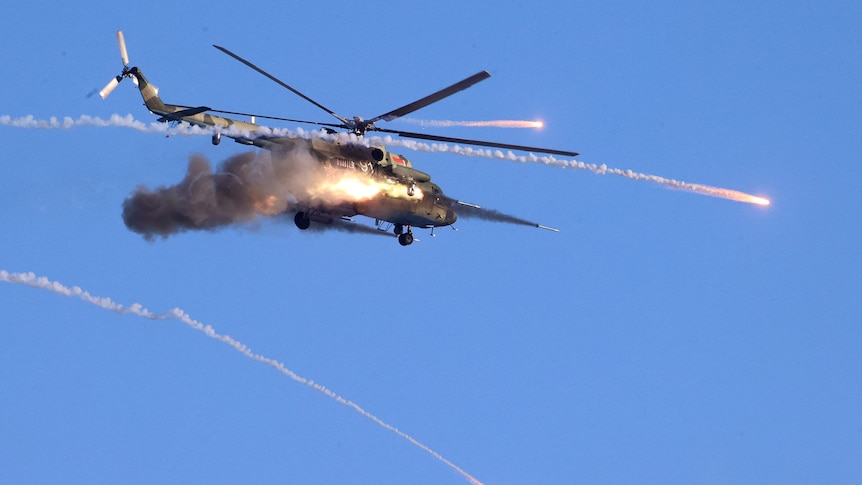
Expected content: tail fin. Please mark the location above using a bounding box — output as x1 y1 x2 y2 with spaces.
128 67 166 113
97 30 262 143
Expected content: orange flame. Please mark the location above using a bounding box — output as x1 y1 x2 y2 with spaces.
668 181 770 206
254 195 282 215
307 174 423 204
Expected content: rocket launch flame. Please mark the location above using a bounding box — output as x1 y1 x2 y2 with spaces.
309 173 423 203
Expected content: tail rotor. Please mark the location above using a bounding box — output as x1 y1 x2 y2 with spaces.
98 30 136 99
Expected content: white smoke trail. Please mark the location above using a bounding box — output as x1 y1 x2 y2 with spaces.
0 269 484 485
0 113 348 141
2 113 769 205
1 113 168 133
372 136 771 206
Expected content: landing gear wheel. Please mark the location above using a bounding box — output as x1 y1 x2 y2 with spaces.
394 224 404 235
294 212 311 230
398 232 414 246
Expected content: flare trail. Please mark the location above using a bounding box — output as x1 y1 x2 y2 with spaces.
0 269 484 485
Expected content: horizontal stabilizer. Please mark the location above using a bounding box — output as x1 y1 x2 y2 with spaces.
157 106 211 123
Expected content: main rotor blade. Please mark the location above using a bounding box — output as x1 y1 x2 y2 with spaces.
213 45 349 125
178 106 346 129
374 127 580 157
368 71 491 124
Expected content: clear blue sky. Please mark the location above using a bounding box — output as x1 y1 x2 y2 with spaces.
2 1 860 483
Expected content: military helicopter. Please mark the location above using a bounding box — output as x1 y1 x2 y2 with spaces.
99 31 578 245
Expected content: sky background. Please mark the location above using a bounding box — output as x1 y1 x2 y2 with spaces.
1 1 860 484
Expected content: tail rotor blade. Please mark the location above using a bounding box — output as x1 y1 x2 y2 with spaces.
99 77 120 99
117 30 129 66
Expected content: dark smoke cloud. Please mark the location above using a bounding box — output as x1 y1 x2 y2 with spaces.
121 147 550 241
122 148 353 240
123 153 256 238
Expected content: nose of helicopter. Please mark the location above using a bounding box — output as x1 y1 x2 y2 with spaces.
445 208 458 225
434 194 458 225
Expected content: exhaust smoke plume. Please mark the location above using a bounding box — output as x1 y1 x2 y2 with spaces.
455 202 556 230
0 269 484 485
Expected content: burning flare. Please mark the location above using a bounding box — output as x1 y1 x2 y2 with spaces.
691 187 770 206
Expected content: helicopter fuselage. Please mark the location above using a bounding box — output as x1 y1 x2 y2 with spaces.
126 67 456 244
